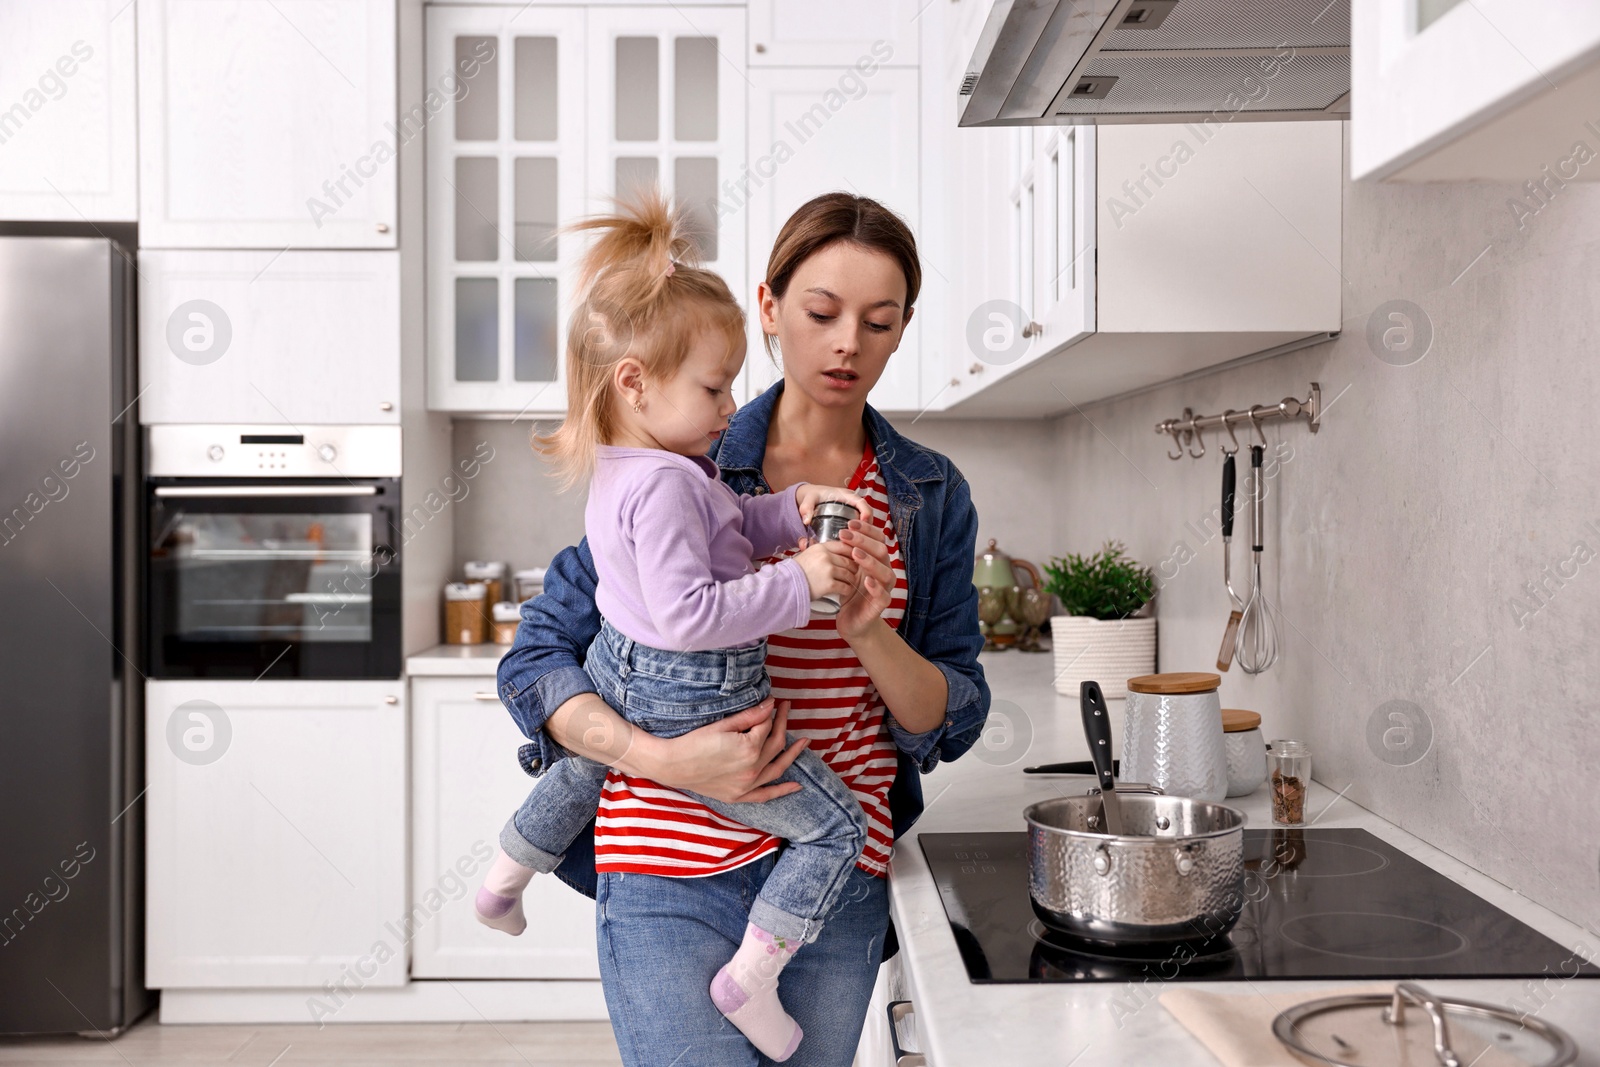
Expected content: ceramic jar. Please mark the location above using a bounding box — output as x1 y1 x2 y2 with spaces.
1222 708 1267 797
1121 672 1227 802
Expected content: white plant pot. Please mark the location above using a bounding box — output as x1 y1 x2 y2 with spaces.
1049 615 1157 700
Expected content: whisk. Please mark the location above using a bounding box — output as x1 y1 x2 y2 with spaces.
1235 444 1278 674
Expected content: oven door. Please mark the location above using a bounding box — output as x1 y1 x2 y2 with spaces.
147 479 401 679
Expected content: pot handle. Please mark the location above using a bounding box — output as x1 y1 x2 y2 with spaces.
1080 681 1116 796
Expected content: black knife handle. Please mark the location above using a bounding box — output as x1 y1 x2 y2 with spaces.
1251 445 1265 552
1079 681 1116 794
1221 453 1236 539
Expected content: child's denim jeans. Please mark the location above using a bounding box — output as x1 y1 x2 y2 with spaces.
500 619 868 944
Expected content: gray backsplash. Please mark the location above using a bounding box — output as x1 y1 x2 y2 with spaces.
453 128 1600 931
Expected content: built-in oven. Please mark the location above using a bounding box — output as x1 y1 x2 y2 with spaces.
146 425 403 679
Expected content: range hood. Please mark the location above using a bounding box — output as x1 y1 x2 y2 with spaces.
957 0 1350 127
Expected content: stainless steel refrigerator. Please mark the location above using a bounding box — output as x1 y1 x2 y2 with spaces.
0 237 150 1034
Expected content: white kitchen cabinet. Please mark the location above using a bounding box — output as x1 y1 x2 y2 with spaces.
747 0 919 67
426 4 585 415
410 676 602 979
744 66 922 412
586 4 748 390
145 680 407 988
0 1 137 221
932 120 1344 418
140 249 401 425
1351 0 1600 182
138 0 397 247
426 4 745 415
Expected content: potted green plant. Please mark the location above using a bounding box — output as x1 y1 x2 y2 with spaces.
1042 541 1157 699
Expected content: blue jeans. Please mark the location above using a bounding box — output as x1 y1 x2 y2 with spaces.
500 620 869 943
598 858 889 1067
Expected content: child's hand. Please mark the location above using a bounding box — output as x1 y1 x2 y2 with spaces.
794 540 856 601
795 483 872 527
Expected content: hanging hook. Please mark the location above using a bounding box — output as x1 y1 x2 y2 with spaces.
1246 406 1268 447
1219 410 1240 455
1186 418 1206 459
1166 424 1186 461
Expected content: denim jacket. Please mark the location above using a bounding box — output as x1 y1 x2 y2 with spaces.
496 379 990 899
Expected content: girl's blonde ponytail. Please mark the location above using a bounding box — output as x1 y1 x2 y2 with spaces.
533 188 743 490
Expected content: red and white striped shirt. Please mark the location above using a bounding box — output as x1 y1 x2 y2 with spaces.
593 442 907 879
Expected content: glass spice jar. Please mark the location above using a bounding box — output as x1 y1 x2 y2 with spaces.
1267 739 1311 825
490 601 519 644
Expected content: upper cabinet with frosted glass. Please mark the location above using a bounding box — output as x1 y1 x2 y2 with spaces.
138 0 396 247
1351 0 1600 181
426 5 745 415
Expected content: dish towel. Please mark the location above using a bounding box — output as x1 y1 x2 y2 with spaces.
1159 983 1530 1067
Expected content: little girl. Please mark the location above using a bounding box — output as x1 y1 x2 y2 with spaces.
474 191 872 1062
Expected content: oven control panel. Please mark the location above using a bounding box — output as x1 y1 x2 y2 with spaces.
148 425 402 478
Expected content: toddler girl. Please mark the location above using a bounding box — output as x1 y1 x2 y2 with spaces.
474 190 872 1062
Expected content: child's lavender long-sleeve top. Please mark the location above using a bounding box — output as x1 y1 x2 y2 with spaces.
587 445 812 652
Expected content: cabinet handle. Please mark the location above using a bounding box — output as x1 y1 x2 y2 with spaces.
473 692 500 701
949 377 960 388
384 695 399 705
1021 320 1042 338
967 362 984 375
887 1001 925 1066
376 222 391 234
379 401 394 412
754 42 767 53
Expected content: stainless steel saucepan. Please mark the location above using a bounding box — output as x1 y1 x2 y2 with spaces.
1023 681 1248 945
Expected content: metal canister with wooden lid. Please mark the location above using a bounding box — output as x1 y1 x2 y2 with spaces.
1121 672 1228 802
1221 708 1266 797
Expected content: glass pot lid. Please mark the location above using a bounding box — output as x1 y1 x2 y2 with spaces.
1273 982 1578 1067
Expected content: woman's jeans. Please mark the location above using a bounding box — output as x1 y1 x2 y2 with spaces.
500 619 869 944
598 858 890 1067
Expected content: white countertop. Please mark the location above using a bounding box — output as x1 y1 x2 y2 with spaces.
890 650 1600 1066
406 642 507 676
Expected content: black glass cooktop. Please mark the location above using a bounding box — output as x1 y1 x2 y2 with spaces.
921 828 1600 984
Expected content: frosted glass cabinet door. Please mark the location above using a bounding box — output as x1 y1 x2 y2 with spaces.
139 250 401 425
145 680 407 988
586 6 748 403
138 0 397 247
410 678 602 979
745 67 920 411
427 4 586 413
748 0 921 66
0 1 137 221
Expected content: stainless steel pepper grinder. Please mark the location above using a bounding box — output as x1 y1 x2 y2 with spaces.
807 501 859 617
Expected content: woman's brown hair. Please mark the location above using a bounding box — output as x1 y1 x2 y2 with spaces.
761 192 921 359
534 189 745 489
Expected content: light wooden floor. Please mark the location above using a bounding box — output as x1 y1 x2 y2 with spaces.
0 1018 625 1066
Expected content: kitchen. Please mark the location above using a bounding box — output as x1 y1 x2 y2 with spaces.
1 0 1598 1065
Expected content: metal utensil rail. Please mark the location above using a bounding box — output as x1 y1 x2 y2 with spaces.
1154 382 1323 460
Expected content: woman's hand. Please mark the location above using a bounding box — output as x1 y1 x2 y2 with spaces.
833 517 895 641
623 697 809 804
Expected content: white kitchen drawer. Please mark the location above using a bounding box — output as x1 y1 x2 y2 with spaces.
139 249 401 425
410 676 602 979
145 679 407 988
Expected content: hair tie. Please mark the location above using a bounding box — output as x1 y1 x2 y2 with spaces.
664 260 677 277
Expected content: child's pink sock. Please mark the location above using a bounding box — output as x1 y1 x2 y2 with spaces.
474 849 536 935
709 923 803 1061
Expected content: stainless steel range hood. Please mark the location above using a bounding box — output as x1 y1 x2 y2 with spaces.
957 0 1350 127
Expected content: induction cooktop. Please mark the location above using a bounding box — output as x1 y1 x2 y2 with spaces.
920 828 1600 984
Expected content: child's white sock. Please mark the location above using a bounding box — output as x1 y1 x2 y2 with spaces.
709 923 803 1061
474 849 536 935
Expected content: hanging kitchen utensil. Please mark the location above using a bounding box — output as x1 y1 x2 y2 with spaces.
1215 450 1242 671
1235 445 1279 674
1080 680 1124 835
1272 980 1579 1067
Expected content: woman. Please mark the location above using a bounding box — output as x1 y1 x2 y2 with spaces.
497 193 989 1067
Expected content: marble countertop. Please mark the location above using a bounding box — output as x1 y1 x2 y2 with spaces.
405 642 506 676
890 649 1600 1066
